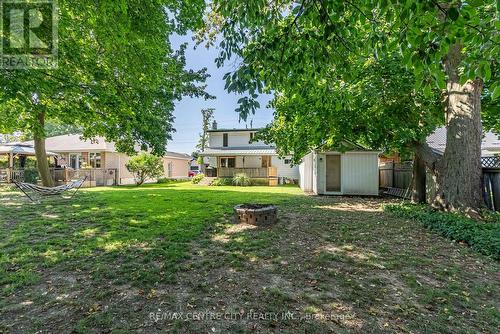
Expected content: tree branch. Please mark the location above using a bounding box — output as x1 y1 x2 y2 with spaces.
412 141 442 172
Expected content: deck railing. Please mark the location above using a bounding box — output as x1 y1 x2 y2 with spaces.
218 167 277 178
0 168 118 187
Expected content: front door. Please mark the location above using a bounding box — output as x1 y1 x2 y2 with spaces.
326 155 341 192
261 155 271 168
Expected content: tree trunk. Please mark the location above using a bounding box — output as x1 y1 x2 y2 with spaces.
412 154 426 204
431 43 484 211
34 112 54 187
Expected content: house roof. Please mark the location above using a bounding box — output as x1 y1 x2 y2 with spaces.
427 126 500 156
22 135 110 152
200 147 277 156
164 151 192 160
207 128 263 133
18 134 190 159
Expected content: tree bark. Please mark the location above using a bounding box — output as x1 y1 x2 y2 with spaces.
412 154 426 204
431 43 484 211
34 111 54 187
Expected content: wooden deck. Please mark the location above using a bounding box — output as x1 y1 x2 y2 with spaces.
218 167 277 178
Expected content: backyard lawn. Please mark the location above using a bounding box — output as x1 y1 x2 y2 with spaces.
0 182 498 333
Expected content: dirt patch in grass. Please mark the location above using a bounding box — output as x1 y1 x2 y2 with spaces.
1 186 499 333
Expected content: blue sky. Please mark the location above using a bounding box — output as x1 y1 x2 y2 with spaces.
168 34 274 154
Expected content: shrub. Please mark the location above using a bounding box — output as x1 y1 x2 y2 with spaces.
157 177 188 184
210 178 232 186
23 168 40 184
191 173 205 184
125 153 164 186
232 173 251 186
385 204 500 259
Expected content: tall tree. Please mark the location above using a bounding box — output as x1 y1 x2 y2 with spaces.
0 0 211 186
196 107 215 152
204 0 499 212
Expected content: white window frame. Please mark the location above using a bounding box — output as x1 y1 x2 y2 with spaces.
219 156 236 168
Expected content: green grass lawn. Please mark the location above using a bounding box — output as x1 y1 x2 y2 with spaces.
0 182 498 333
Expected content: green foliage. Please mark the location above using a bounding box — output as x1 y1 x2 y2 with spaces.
204 0 499 159
232 173 251 186
157 178 188 184
23 168 40 184
0 0 212 156
196 108 215 152
209 177 232 186
385 204 500 259
125 153 164 186
191 173 205 184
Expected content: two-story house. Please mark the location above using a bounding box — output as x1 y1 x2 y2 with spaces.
200 122 299 185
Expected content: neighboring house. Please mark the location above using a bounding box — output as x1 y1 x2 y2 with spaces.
199 122 299 185
19 134 190 185
299 143 381 196
189 156 209 174
427 126 500 157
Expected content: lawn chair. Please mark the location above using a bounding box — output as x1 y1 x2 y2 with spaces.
13 176 87 202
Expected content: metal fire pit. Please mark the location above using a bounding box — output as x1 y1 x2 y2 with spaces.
234 204 278 225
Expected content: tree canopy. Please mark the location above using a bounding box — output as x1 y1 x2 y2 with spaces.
0 0 212 156
203 0 498 149
203 0 499 211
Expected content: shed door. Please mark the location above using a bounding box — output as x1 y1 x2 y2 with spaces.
326 155 341 192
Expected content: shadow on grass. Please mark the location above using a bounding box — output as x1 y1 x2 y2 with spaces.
0 185 498 333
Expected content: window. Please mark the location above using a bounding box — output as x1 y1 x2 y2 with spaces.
249 132 254 141
220 157 235 168
223 133 228 147
284 159 292 165
69 153 82 169
89 153 102 168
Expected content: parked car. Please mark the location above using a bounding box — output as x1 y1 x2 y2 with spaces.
188 170 199 177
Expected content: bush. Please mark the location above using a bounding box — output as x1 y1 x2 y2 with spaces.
210 178 232 186
23 168 40 184
191 173 205 184
157 177 188 184
232 173 251 186
125 153 164 186
385 204 500 259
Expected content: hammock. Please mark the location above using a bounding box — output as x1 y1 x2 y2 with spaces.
13 176 87 201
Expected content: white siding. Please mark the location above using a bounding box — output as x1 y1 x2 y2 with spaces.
209 131 267 148
301 151 380 195
341 152 379 195
272 156 299 180
299 153 313 192
316 153 327 194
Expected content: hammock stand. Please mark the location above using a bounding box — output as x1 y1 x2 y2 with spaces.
13 176 87 202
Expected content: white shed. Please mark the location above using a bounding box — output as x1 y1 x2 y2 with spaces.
299 150 380 196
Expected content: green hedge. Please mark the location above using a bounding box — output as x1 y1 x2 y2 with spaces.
209 178 232 186
385 204 500 260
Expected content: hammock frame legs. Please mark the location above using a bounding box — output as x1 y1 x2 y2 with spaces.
13 176 87 202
